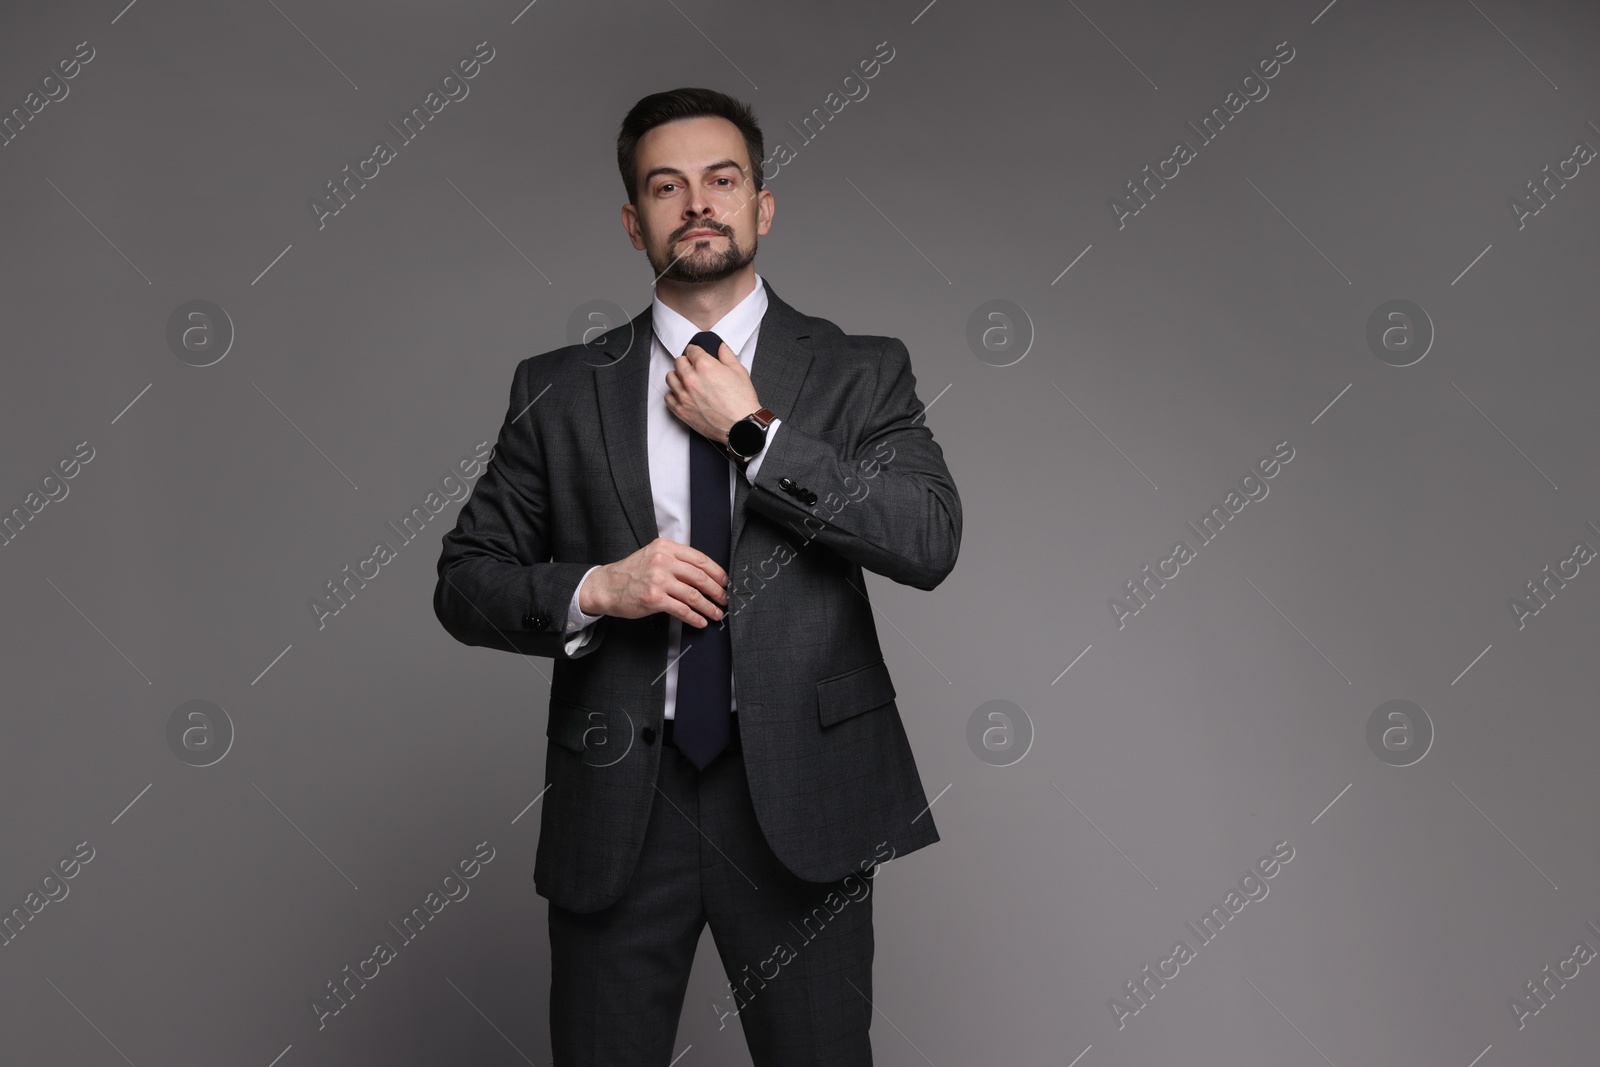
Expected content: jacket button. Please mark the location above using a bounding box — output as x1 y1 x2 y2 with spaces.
779 476 795 490
802 491 818 505
641 726 657 744
530 613 550 629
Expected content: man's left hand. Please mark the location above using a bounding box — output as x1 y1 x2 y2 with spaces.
664 337 761 443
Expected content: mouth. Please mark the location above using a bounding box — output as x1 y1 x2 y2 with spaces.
680 230 725 242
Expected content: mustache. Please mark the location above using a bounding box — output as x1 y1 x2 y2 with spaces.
673 222 732 241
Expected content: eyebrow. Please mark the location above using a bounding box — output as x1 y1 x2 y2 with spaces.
642 159 745 186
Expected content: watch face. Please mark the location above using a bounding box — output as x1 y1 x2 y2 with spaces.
728 417 766 457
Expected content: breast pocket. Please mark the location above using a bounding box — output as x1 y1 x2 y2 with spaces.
816 658 896 728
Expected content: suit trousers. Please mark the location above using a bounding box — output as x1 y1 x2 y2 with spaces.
548 717 877 1066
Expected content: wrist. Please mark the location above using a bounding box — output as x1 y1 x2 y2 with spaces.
577 567 605 616
725 405 776 464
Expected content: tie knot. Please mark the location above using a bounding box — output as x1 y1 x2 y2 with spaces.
688 331 725 359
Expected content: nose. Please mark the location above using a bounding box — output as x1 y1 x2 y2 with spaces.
683 189 718 227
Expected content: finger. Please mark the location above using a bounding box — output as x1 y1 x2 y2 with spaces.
660 553 726 607
666 578 724 622
675 559 729 607
671 542 729 593
657 579 717 627
690 342 733 365
658 590 707 628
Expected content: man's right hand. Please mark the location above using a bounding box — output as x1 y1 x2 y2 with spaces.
578 537 729 628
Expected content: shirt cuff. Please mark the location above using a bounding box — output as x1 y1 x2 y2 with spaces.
743 418 781 483
569 566 604 627
564 566 604 654
563 626 596 655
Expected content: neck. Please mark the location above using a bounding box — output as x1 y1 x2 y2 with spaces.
654 265 758 331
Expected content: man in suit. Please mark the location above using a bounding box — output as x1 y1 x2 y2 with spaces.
433 86 961 1066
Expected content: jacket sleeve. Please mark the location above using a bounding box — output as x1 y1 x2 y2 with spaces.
744 337 961 590
433 356 607 659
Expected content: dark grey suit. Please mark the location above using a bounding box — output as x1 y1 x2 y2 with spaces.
432 278 960 1061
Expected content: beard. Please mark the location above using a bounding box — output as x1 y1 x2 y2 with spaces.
650 226 757 283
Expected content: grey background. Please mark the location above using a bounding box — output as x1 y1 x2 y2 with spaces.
2 0 1597 1063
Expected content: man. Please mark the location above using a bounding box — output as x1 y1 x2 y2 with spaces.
433 86 961 1066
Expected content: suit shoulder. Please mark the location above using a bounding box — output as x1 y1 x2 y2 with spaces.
519 341 608 377
508 338 630 393
798 313 908 368
489 343 611 419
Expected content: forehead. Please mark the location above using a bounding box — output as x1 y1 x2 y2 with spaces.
635 115 750 177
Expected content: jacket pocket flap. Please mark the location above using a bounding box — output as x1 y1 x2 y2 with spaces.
546 699 591 754
816 658 896 727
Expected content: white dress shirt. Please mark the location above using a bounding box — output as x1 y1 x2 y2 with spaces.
563 273 781 718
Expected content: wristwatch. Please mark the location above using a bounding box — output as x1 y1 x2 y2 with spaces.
724 407 777 465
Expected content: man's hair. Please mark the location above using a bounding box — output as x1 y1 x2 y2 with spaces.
617 87 764 206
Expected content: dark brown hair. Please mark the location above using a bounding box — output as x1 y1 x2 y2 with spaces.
617 87 764 205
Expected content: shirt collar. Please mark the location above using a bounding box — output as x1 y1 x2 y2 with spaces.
652 272 768 361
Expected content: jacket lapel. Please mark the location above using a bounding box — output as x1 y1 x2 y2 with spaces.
593 304 657 551
732 281 813 557
592 278 815 558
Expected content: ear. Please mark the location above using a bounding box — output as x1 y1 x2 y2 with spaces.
621 202 646 251
756 188 775 236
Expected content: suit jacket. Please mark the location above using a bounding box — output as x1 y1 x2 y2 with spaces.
433 278 962 913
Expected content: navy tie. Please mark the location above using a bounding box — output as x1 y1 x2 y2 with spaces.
673 330 734 769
